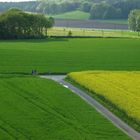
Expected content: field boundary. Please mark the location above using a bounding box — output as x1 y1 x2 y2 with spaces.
48 28 140 39
49 36 137 39
40 75 140 140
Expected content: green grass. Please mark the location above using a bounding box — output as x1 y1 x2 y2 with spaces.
50 10 127 25
48 27 140 38
0 76 131 140
95 19 128 25
50 10 90 20
0 38 140 74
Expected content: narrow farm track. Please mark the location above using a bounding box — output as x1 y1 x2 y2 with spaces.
40 75 140 140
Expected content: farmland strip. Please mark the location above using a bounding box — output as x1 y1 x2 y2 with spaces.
41 75 140 140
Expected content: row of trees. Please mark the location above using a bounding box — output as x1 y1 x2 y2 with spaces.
0 1 39 13
37 1 81 14
128 9 140 32
0 1 81 15
0 9 54 39
89 0 140 19
0 0 140 19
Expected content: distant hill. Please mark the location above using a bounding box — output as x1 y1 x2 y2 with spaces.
0 0 140 20
51 10 90 20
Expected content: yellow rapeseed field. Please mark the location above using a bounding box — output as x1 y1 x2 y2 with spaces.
68 71 140 122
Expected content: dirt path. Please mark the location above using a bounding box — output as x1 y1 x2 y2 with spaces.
40 75 140 140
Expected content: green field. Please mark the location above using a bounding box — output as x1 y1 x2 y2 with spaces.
95 19 128 25
50 10 90 20
0 38 140 74
0 76 131 140
48 27 140 38
50 10 127 25
0 38 139 139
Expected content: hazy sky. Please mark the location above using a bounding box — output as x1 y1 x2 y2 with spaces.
0 0 35 2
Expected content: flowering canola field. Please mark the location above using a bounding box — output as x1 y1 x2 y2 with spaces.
68 71 140 123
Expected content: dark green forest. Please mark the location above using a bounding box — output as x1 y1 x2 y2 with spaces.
0 0 140 19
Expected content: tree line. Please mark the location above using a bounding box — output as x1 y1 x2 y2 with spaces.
0 8 54 39
0 0 140 20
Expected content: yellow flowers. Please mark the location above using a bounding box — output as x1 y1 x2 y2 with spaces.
68 71 140 122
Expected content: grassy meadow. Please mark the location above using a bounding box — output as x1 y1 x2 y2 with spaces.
95 19 128 25
0 76 131 140
51 10 90 20
68 71 140 131
0 38 140 74
48 27 140 38
50 10 127 25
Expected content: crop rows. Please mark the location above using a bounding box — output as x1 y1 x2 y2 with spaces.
0 38 140 74
0 76 130 140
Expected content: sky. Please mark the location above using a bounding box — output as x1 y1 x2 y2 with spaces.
0 0 35 2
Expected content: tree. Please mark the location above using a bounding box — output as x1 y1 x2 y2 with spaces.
103 6 121 19
90 3 110 19
128 9 140 31
136 15 140 34
0 8 54 39
80 2 91 12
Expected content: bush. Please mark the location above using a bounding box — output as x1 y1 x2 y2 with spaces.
68 30 72 37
